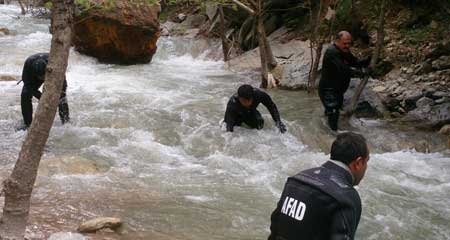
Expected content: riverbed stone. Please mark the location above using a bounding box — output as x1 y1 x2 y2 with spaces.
0 27 10 36
0 74 20 81
78 217 122 233
416 97 434 108
439 124 450 135
48 232 86 240
73 0 161 65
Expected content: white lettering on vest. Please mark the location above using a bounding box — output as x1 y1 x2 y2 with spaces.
280 196 306 221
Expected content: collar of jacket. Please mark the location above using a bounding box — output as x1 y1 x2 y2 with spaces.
323 160 354 186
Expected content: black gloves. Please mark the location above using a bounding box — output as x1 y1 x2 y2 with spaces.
276 121 287 133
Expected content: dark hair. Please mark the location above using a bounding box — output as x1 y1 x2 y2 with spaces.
237 84 254 100
330 132 368 165
33 58 47 77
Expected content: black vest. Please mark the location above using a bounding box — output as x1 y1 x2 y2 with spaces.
269 161 362 240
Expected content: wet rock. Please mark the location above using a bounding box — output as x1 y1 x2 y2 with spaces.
416 97 434 108
435 98 447 104
184 14 207 28
432 56 450 71
38 155 109 176
404 91 423 110
405 102 450 129
439 124 450 135
78 217 122 233
0 27 10 36
48 232 86 240
344 80 386 117
0 74 20 81
73 0 161 65
414 62 433 75
177 13 187 22
372 86 386 93
433 91 448 99
383 96 401 111
423 87 437 98
425 41 450 60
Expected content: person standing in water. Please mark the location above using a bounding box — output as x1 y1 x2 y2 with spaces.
19 53 70 130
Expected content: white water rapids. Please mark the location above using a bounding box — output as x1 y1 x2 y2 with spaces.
0 4 449 240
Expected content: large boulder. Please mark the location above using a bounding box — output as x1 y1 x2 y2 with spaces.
73 0 161 65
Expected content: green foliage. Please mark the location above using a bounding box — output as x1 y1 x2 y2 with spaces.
335 0 352 28
44 1 52 9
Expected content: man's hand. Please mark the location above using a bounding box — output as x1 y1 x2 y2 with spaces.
276 121 287 133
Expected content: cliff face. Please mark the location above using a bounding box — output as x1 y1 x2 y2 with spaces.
73 0 161 65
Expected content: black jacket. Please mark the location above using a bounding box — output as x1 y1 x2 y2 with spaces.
21 53 49 99
319 44 370 96
224 88 281 131
268 161 362 240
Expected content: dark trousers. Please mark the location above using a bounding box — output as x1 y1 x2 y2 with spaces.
21 81 69 127
319 89 343 131
235 110 264 130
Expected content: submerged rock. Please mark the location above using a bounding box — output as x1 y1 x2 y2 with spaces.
0 74 20 81
77 217 122 233
48 232 86 240
73 0 161 65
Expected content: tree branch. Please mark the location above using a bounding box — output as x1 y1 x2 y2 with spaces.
232 0 255 15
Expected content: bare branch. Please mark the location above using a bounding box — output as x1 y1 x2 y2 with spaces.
232 0 255 15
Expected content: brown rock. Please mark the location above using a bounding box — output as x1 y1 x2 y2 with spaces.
0 27 10 36
439 124 450 135
73 0 161 65
0 74 20 81
77 217 122 233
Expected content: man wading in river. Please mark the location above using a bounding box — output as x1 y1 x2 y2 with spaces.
268 132 370 240
224 84 286 133
18 53 70 130
319 31 371 131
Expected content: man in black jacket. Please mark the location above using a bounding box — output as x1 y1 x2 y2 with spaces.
19 53 70 130
268 132 370 240
224 84 286 133
319 31 371 131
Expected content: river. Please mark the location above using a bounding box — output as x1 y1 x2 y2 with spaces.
0 4 449 240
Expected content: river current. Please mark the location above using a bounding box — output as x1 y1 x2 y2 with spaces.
0 4 449 240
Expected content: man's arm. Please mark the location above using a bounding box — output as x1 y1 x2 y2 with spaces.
259 91 286 133
224 99 237 132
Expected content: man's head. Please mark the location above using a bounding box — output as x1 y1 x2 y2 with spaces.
237 84 254 108
335 31 352 53
330 132 370 185
33 58 47 81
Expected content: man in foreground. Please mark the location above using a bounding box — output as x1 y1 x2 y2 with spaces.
19 53 70 130
268 132 370 240
224 84 286 133
319 31 371 131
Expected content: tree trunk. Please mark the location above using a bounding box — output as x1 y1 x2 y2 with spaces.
348 0 386 116
256 0 268 88
0 0 74 239
218 4 230 62
309 43 323 90
17 0 26 14
307 0 324 91
371 0 386 67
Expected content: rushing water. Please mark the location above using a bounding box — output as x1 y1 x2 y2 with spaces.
1 4 450 240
